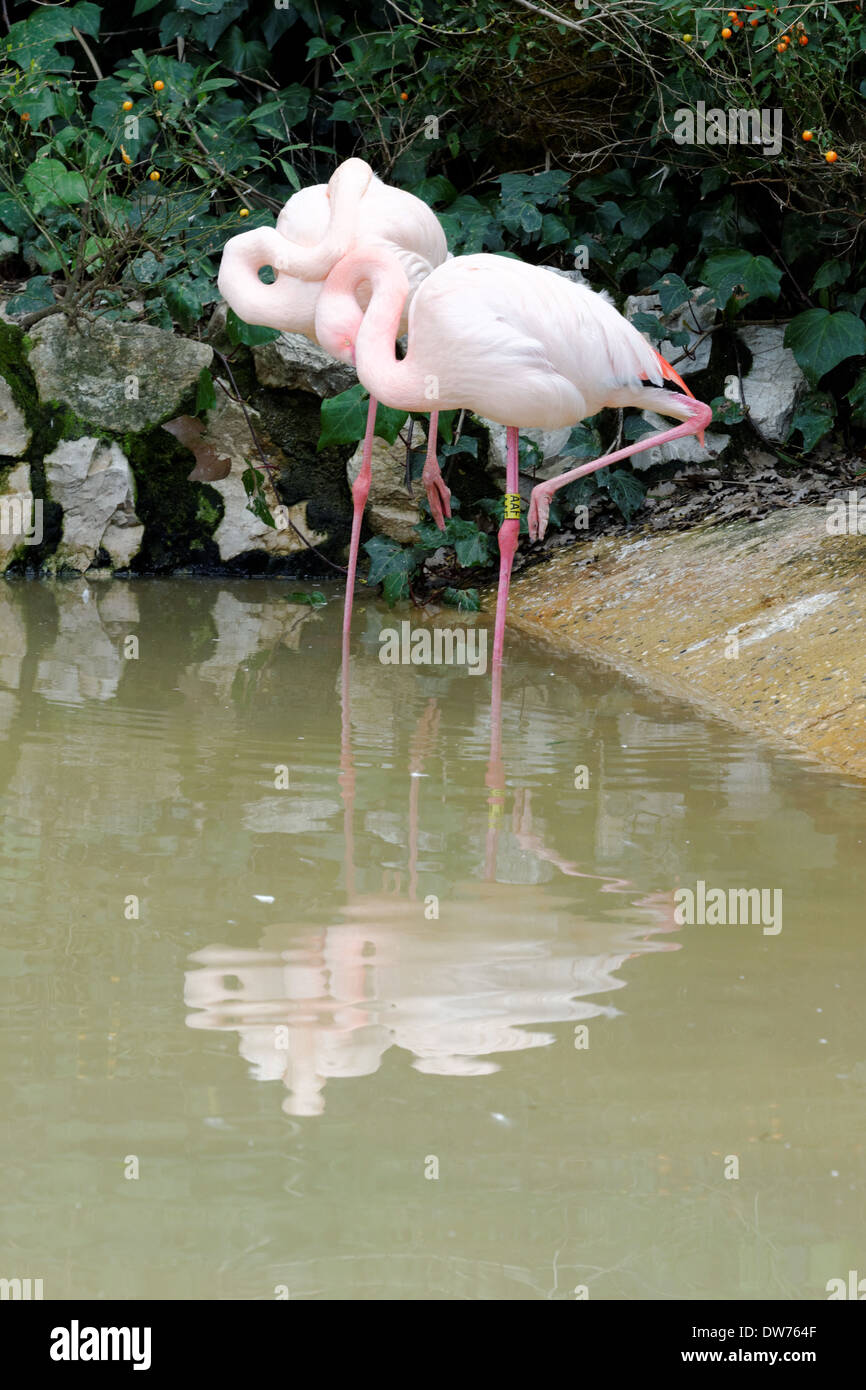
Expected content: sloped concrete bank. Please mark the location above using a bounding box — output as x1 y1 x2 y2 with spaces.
504 505 866 780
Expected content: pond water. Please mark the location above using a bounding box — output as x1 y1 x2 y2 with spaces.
1 578 863 1301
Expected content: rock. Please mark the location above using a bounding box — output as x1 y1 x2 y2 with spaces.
630 412 730 470
43 437 143 572
484 420 573 482
210 468 327 562
346 428 422 542
625 287 715 377
27 317 212 432
723 325 807 442
182 387 325 561
253 332 355 397
0 376 31 456
0 462 37 570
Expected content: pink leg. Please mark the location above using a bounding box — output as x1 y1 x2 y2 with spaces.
528 398 713 541
342 394 378 640
421 410 451 530
492 426 520 666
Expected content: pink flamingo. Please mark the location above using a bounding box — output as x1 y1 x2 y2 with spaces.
217 158 451 634
315 249 712 663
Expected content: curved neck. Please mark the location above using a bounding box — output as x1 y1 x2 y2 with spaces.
218 227 306 330
275 158 373 281
327 248 419 405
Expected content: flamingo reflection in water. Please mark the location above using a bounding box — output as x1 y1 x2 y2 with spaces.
185 635 680 1116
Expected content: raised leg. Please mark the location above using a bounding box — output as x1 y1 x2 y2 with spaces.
492 425 521 667
421 410 451 530
342 394 378 641
528 396 713 541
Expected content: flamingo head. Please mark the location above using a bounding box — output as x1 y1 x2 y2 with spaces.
315 285 365 366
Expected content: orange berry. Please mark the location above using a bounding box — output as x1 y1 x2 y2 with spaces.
799 33 808 44
734 18 744 25
400 91 408 100
825 150 838 163
153 80 164 91
801 130 813 141
21 112 30 121
722 26 733 37
149 170 160 181
750 16 759 24
776 42 786 51
728 9 737 16
122 100 133 111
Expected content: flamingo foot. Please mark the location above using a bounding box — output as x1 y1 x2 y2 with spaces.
527 483 554 543
422 461 452 531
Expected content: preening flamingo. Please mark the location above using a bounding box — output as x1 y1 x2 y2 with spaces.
216 158 450 634
315 248 712 663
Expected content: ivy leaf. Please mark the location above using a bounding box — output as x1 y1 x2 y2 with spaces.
702 249 782 310
364 535 415 593
784 310 866 387
225 307 280 346
811 260 848 293
442 588 480 611
318 383 406 449
195 368 217 415
306 37 332 59
453 524 491 568
847 370 866 425
286 590 327 606
561 422 602 459
23 158 89 213
788 393 835 452
653 273 691 317
596 469 646 521
5 275 56 315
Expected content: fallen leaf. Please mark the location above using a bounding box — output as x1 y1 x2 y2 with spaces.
162 415 231 481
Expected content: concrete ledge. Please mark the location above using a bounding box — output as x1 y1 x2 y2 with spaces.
504 506 866 780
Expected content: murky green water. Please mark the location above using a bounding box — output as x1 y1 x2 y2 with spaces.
1 578 863 1301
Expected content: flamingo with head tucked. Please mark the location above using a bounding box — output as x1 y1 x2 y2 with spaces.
315 248 712 663
217 158 451 634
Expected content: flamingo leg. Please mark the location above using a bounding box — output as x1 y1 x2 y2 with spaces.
528 398 713 542
342 394 378 640
492 426 521 666
421 410 451 530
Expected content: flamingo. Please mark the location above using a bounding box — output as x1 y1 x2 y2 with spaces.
216 158 451 635
315 248 712 663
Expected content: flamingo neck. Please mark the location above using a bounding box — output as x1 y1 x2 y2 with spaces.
332 249 418 406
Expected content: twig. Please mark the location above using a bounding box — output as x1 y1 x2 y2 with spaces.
71 25 103 80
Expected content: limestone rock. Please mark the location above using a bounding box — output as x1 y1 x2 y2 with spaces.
347 428 423 543
253 332 355 397
723 325 807 442
485 420 573 482
0 376 31 456
630 412 730 470
44 437 142 572
625 287 715 377
0 463 38 570
210 468 327 562
186 388 326 561
28 317 212 432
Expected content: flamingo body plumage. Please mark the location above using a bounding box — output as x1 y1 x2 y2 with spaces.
317 247 712 661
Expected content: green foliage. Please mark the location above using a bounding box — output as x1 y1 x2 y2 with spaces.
318 383 407 449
